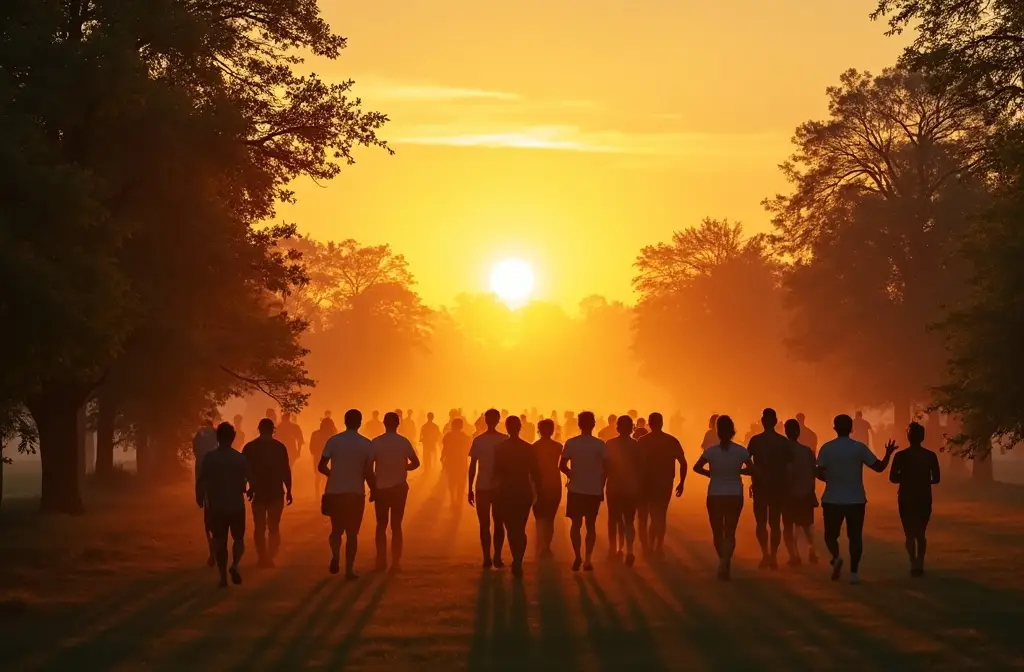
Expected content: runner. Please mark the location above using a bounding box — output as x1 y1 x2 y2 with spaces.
598 414 618 442
796 413 819 451
889 421 941 577
195 422 250 587
816 414 897 584
364 410 385 439
852 411 873 449
692 415 753 581
782 419 819 566
531 418 563 557
638 413 686 556
318 409 376 580
276 412 304 467
494 415 543 577
746 408 794 569
371 412 421 572
632 417 650 440
242 418 293 568
520 413 537 444
309 416 336 496
468 409 507 569
605 415 645 567
419 412 441 471
700 415 719 451
441 418 471 507
559 411 607 571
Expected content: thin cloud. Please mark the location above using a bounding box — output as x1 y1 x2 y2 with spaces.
358 80 521 103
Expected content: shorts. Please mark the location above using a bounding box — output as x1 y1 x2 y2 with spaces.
898 495 932 538
321 492 366 530
565 491 602 519
784 493 818 528
532 493 562 519
208 509 246 541
607 492 639 519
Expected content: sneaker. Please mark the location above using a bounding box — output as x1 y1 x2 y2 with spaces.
848 573 861 585
539 548 554 559
218 575 229 588
390 562 402 574
329 557 340 575
583 561 594 572
625 553 636 568
572 558 582 572
482 557 493 570
615 550 624 561
511 563 524 578
830 557 844 581
229 567 242 585
787 556 802 568
493 557 505 569
207 554 216 568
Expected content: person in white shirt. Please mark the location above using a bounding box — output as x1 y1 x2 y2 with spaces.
816 414 896 584
692 415 754 581
559 411 608 572
371 412 420 572
468 409 507 569
318 409 376 580
193 416 220 568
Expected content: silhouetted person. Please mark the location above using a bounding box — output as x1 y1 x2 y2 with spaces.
365 410 384 439
318 409 376 580
606 415 645 567
746 408 794 569
669 411 684 438
468 409 507 569
598 414 618 442
196 422 250 587
442 418 471 506
242 418 293 568
266 408 278 425
494 416 543 577
193 417 219 567
371 412 420 572
232 414 246 448
309 416 336 495
632 417 649 440
443 409 458 435
276 411 304 467
817 414 896 584
420 412 441 471
521 413 537 444
744 422 759 445
782 419 819 566
532 419 563 557
701 415 719 451
560 411 607 571
638 413 686 556
889 422 940 577
796 413 818 451
693 415 753 581
563 411 578 439
474 414 487 437
549 410 562 442
852 411 873 449
404 409 417 444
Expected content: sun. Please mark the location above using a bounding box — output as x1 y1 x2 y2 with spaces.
490 258 535 307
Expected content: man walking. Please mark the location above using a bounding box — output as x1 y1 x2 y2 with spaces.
889 421 941 577
559 411 607 572
468 409 507 568
420 412 441 471
276 412 305 468
746 408 794 569
371 412 421 572
531 418 563 557
242 418 293 568
192 416 219 567
196 422 250 587
782 419 819 566
494 416 543 577
638 413 686 556
605 415 645 567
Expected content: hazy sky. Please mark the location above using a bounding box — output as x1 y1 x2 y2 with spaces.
283 0 905 309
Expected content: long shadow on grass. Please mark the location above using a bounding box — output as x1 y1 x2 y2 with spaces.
468 569 534 671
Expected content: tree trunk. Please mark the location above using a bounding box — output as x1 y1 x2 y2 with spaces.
28 387 87 514
973 450 994 483
95 391 116 480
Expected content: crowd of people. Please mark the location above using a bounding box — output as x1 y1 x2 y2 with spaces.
192 406 941 588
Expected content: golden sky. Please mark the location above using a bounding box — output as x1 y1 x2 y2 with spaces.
283 0 905 310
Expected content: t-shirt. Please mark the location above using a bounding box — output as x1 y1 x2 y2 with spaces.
597 425 617 442
639 431 686 491
420 421 441 446
788 442 817 498
242 437 292 502
309 428 330 461
494 437 541 503
799 424 819 451
852 418 872 447
890 447 940 499
372 432 418 490
441 430 471 467
469 431 507 491
632 427 650 440
817 436 879 505
532 437 564 497
747 430 795 498
701 443 750 497
197 445 250 513
700 429 717 451
522 421 537 444
364 419 385 439
562 435 608 496
606 435 645 497
321 430 374 495
275 420 304 463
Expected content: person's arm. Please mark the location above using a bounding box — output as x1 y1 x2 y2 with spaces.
931 452 942 485
280 444 293 504
407 441 421 472
675 442 687 496
364 451 377 498
692 455 711 478
868 440 898 473
740 456 755 476
888 451 903 484
816 446 829 482
467 456 478 506
558 446 571 480
318 447 331 478
195 454 208 508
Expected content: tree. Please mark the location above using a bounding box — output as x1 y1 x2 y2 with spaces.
764 67 987 429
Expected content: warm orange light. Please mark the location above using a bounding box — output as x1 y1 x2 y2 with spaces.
489 258 535 308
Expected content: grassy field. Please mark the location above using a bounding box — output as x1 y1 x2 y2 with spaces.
2 463 1023 671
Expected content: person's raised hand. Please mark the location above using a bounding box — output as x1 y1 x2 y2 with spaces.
885 439 898 454
246 490 254 502
468 490 475 507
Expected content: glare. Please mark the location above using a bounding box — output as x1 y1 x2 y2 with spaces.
490 258 535 307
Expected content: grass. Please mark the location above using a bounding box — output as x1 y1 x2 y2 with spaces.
2 463 1023 671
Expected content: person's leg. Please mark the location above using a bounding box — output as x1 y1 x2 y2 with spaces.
636 497 650 552
229 511 246 583
622 502 637 564
783 501 799 563
846 504 865 577
916 498 932 573
344 495 365 579
570 516 584 567
898 497 916 569
707 497 724 559
252 501 267 563
753 496 770 564
391 485 409 567
509 502 530 573
491 493 506 566
476 490 493 565
210 513 230 585
374 489 390 570
768 497 784 563
583 512 597 569
267 498 284 563
651 490 671 552
329 510 343 573
722 497 743 563
204 507 216 566
606 496 620 559
822 503 842 571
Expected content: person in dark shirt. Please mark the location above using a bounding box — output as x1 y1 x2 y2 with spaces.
275 412 305 467
889 421 941 577
242 418 293 568
494 415 542 577
196 422 250 587
638 413 687 556
532 419 563 558
605 415 645 567
746 408 794 569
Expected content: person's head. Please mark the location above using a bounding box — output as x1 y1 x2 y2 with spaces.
716 415 736 444
761 408 778 430
834 414 854 437
449 409 457 420
216 422 236 446
784 419 801 441
907 421 925 445
505 415 522 438
578 411 596 434
202 415 214 428
519 413 527 423
407 409 413 417
233 414 243 425
855 410 863 420
258 418 274 436
636 418 647 430
266 408 277 421
345 409 362 431
484 408 500 430
538 418 554 438
282 411 291 422
796 412 806 424
628 409 638 421
319 417 333 432
371 410 380 420
427 411 435 421
383 411 400 432
607 414 617 426
648 412 664 432
708 414 719 429
324 410 332 418
396 409 404 419
501 409 509 419
452 417 464 432
617 415 634 437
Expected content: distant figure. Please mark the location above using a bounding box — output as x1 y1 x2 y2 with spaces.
192 417 219 567
743 422 759 445
468 409 508 569
563 411 578 440
318 409 376 580
364 411 385 439
852 411 873 449
232 414 246 448
494 416 543 577
324 410 333 420
628 409 639 423
266 408 278 425
638 413 686 556
404 409 417 444
309 417 336 495
746 408 794 569
195 422 250 587
693 415 753 581
889 422 941 577
371 412 420 572
276 412 305 467
531 419 563 557
701 415 720 451
632 417 649 440
605 415 645 567
242 418 293 568
560 411 608 572
782 419 819 566
816 414 896 584
420 412 441 471
796 413 818 451
598 414 618 442
669 411 685 438
549 410 562 442
521 413 537 444
474 414 487 437
442 418 471 506
443 409 458 435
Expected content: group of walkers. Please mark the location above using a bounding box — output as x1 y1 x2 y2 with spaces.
193 405 941 588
